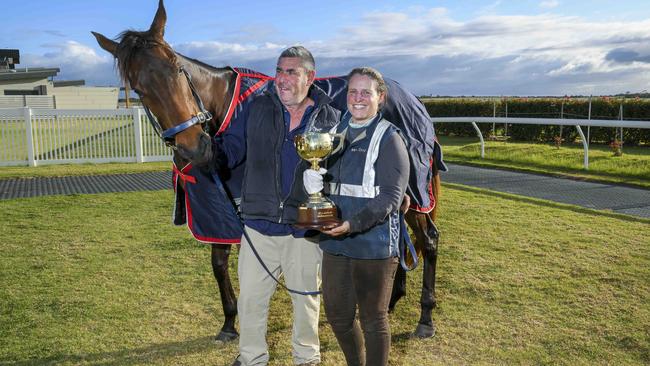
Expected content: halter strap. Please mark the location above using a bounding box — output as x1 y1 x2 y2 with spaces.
161 112 211 139
136 65 213 147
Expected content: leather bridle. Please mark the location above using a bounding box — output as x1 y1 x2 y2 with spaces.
134 65 213 149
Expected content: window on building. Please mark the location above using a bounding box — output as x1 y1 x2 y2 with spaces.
4 89 39 96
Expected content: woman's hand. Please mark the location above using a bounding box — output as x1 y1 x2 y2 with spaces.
321 221 351 237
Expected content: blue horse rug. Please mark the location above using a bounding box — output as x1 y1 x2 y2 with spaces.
173 68 446 244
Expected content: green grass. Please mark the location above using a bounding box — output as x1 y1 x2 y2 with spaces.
1 187 648 365
440 136 650 188
0 161 171 180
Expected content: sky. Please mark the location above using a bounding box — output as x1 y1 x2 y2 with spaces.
2 0 650 96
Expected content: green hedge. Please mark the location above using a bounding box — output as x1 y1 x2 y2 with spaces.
423 97 650 145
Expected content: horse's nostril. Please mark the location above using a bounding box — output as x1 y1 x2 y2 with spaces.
174 135 213 166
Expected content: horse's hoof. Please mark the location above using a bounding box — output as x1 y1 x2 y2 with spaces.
214 330 239 343
412 323 436 339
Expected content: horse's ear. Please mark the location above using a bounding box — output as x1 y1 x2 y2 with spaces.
92 31 118 57
149 0 167 39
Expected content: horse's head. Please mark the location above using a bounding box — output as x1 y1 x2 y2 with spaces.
92 0 212 165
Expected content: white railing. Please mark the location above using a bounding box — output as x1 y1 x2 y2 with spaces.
431 116 650 169
4 106 648 169
0 107 171 166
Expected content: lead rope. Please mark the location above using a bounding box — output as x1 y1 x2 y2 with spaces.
240 225 321 296
211 171 321 296
399 211 419 271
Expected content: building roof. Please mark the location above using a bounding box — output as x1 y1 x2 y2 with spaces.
53 80 85 87
0 67 60 82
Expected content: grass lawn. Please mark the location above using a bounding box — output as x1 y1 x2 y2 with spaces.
1 187 648 365
439 136 650 189
0 161 171 180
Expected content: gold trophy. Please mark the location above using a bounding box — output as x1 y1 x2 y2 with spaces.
294 132 342 229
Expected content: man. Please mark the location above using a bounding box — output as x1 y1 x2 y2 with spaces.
230 46 340 366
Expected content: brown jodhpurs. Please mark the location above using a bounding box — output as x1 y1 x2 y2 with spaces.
322 252 399 366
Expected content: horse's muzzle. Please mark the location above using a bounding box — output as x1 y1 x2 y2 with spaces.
176 132 213 166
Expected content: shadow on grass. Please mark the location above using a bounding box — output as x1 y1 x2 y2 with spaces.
392 331 415 342
1 336 223 366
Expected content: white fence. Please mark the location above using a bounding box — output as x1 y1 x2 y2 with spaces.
431 116 650 169
3 106 648 169
0 107 171 166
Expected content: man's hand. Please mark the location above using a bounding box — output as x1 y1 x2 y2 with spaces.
400 194 411 213
303 168 326 194
321 221 350 237
196 140 224 173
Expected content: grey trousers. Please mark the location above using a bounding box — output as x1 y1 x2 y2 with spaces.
237 227 322 366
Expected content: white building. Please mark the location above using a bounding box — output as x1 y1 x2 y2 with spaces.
0 49 118 109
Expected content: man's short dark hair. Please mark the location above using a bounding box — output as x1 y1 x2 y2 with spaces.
279 46 315 72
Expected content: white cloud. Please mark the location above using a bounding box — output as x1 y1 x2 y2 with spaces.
477 1 503 15
33 41 107 66
540 1 560 9
307 11 650 95
23 41 118 86
173 40 285 64
23 9 650 96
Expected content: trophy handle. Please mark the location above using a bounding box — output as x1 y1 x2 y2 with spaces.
330 132 345 156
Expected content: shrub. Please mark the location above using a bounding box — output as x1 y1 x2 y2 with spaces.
423 97 650 145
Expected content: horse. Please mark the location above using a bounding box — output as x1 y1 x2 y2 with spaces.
92 0 441 341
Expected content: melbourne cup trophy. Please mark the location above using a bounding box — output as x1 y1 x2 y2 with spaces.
294 132 342 229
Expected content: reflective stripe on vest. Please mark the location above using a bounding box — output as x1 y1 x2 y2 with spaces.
328 182 379 198
328 120 391 198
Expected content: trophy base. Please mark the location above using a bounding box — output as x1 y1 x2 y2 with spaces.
294 206 341 230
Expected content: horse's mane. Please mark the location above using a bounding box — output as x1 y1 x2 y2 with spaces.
114 30 230 82
177 53 226 73
114 29 177 83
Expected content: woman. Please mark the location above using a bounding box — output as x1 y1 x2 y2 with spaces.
303 67 410 366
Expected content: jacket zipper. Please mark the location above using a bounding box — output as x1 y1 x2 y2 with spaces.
278 103 323 222
276 105 285 222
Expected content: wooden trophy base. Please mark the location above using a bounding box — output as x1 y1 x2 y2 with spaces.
294 206 341 230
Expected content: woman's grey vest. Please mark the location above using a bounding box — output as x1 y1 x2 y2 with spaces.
320 115 400 259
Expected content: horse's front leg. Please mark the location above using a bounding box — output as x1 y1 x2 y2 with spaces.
211 244 238 342
406 211 439 339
